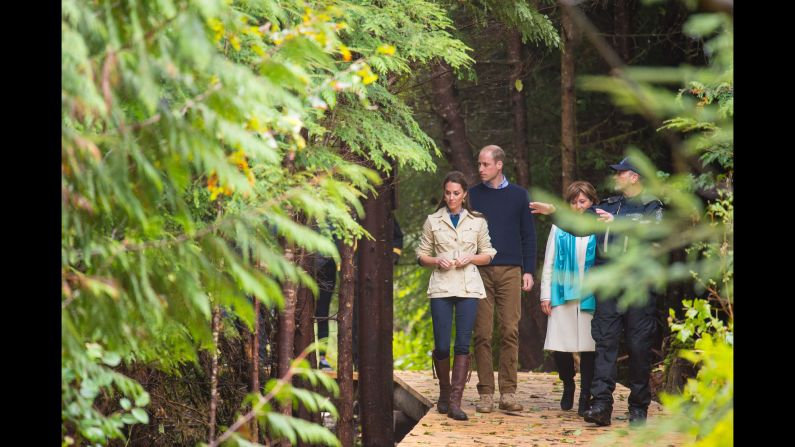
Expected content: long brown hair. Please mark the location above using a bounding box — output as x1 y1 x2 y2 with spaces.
435 171 484 217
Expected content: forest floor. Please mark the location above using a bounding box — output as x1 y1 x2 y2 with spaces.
395 370 690 446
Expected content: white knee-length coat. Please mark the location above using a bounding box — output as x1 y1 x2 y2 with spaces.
539 225 596 352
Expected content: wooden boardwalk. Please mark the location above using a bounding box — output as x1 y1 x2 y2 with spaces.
395 370 689 446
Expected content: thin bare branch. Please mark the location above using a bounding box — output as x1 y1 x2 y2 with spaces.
209 350 312 447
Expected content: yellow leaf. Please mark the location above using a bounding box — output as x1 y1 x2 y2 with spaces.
339 44 352 61
376 44 396 56
355 64 378 85
295 135 306 149
228 149 247 167
314 32 327 46
208 18 225 43
230 35 241 51
514 79 523 92
208 18 223 31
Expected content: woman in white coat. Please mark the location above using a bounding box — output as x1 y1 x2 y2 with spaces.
536 181 604 416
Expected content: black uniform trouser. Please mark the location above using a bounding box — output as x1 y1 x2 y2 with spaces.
590 295 657 410
314 259 338 352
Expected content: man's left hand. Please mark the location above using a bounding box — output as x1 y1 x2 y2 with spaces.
522 273 534 292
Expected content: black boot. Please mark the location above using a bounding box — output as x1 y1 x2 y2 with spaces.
447 354 470 421
629 407 648 427
432 353 451 414
583 404 612 426
553 352 575 410
578 352 595 417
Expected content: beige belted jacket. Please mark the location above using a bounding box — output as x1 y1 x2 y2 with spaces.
415 208 497 299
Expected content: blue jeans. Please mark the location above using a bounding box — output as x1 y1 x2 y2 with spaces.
430 297 479 358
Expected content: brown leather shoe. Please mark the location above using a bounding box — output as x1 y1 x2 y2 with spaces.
498 393 523 412
432 354 451 414
475 394 494 413
447 354 471 421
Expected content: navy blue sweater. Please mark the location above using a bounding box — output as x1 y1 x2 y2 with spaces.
468 183 537 275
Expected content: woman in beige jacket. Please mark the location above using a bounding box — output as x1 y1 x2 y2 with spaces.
416 171 497 421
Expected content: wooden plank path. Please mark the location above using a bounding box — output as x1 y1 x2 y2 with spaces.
395 370 689 446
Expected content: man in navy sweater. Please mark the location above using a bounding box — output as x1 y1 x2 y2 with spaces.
468 145 536 413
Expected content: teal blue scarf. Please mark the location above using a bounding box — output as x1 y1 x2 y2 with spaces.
550 228 596 313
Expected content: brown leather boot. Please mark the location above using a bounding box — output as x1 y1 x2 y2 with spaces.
447 354 471 421
432 353 451 414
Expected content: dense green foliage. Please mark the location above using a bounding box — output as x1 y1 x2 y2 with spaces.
63 0 471 444
62 0 732 444
573 5 733 446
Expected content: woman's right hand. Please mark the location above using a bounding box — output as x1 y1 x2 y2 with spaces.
529 202 555 215
437 257 455 270
540 300 552 316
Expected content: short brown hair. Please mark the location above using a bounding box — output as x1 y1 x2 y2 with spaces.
480 145 505 163
564 181 599 205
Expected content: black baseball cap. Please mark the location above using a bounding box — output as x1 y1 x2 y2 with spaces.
609 157 639 174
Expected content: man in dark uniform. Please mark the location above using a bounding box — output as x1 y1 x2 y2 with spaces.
581 157 664 427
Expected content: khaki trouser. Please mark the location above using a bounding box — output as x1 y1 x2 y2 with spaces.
473 265 522 395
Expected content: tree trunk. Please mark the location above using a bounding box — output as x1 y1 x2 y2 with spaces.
208 305 221 443
357 169 394 446
507 29 530 188
278 245 297 392
294 253 319 447
518 285 554 371
337 242 356 447
275 244 299 447
293 252 317 366
430 59 478 184
614 0 631 62
504 25 548 372
249 298 260 442
560 6 578 193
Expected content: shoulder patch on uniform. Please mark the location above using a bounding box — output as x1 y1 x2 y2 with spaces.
640 193 662 205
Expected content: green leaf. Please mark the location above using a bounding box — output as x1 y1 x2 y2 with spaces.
120 398 132 411
121 414 138 425
131 408 149 424
683 14 724 38
83 426 105 442
135 391 150 407
102 351 121 367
